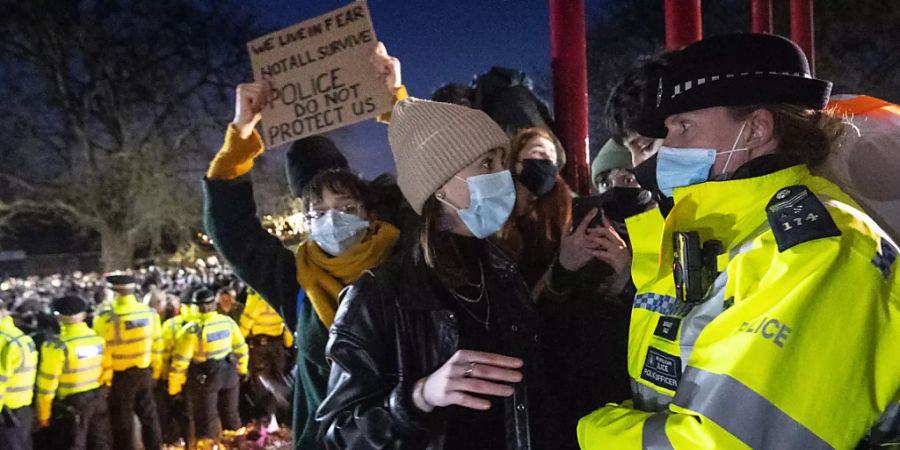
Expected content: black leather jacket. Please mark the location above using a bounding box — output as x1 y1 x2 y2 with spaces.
316 242 542 449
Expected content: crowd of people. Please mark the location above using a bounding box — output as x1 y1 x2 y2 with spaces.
3 31 900 450
0 264 298 449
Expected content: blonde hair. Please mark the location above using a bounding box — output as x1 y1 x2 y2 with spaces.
729 105 847 168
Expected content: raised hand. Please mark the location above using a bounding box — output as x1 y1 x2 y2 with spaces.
371 41 402 96
231 81 272 139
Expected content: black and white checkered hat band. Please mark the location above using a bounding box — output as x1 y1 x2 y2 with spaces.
669 71 812 100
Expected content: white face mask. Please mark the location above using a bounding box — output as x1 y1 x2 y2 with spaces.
309 210 369 256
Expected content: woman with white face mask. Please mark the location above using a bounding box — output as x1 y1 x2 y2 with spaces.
203 82 399 450
318 98 543 449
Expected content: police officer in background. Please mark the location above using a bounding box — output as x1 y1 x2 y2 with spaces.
169 289 248 449
238 289 293 428
158 288 198 448
36 296 113 450
91 274 163 450
0 298 37 450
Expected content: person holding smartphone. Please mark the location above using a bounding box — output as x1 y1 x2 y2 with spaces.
535 139 652 450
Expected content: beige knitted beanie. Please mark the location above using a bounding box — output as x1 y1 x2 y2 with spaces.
388 98 509 214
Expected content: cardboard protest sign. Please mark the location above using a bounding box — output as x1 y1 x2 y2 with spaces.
247 0 391 148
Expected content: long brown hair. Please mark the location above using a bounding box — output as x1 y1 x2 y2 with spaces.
506 127 567 169
503 127 572 242
495 128 573 287
418 196 470 288
416 146 508 288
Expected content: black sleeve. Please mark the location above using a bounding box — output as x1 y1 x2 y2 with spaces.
203 175 300 329
316 273 432 449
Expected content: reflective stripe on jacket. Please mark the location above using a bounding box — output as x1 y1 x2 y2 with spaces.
0 316 37 409
168 311 248 395
92 294 163 376
159 305 197 380
239 291 288 337
35 322 111 422
578 165 900 449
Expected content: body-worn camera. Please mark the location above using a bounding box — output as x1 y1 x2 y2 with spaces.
673 231 723 304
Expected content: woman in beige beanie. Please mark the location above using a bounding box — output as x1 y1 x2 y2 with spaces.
318 98 544 449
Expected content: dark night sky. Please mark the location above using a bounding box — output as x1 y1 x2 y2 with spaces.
251 0 573 178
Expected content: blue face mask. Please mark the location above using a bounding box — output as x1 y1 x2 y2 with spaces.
656 122 750 196
656 147 716 197
439 170 516 239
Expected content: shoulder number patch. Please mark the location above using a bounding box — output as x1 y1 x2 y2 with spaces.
766 185 840 252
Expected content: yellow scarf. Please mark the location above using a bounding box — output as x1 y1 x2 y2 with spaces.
295 221 399 328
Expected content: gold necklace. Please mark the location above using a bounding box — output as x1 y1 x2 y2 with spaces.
455 287 491 331
449 262 485 304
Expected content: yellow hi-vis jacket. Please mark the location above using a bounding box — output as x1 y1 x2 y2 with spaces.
35 322 111 423
159 305 197 380
0 316 37 410
578 165 900 449
239 291 291 344
168 311 248 396
92 294 163 378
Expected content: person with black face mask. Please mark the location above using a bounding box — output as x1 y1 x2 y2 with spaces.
592 139 656 236
494 127 573 289
531 139 646 450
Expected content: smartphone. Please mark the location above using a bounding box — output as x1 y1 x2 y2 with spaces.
571 195 605 229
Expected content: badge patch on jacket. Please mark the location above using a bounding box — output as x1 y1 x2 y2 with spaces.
206 330 230 343
75 344 103 360
124 318 149 330
766 185 840 252
641 347 681 390
654 316 681 341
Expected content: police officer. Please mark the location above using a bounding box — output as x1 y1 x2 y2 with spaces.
578 33 900 449
157 289 198 448
169 289 248 448
91 274 163 450
36 296 113 450
0 298 37 450
238 289 293 426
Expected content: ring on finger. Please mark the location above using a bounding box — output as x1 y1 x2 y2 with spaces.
463 362 477 378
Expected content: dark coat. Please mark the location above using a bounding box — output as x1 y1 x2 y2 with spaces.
203 174 328 450
317 242 544 450
536 260 633 450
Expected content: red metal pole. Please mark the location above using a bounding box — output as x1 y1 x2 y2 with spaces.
549 0 590 195
790 0 815 75
751 0 772 34
665 0 703 50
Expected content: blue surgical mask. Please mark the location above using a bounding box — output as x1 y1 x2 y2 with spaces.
656 147 716 197
656 121 749 196
309 210 369 256
439 170 516 239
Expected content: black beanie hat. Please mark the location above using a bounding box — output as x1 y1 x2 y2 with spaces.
637 33 832 138
53 296 87 316
285 135 350 197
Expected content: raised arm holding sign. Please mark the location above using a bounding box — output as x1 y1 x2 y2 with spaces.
246 0 392 148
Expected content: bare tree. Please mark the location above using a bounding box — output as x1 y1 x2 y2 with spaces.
0 0 256 270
